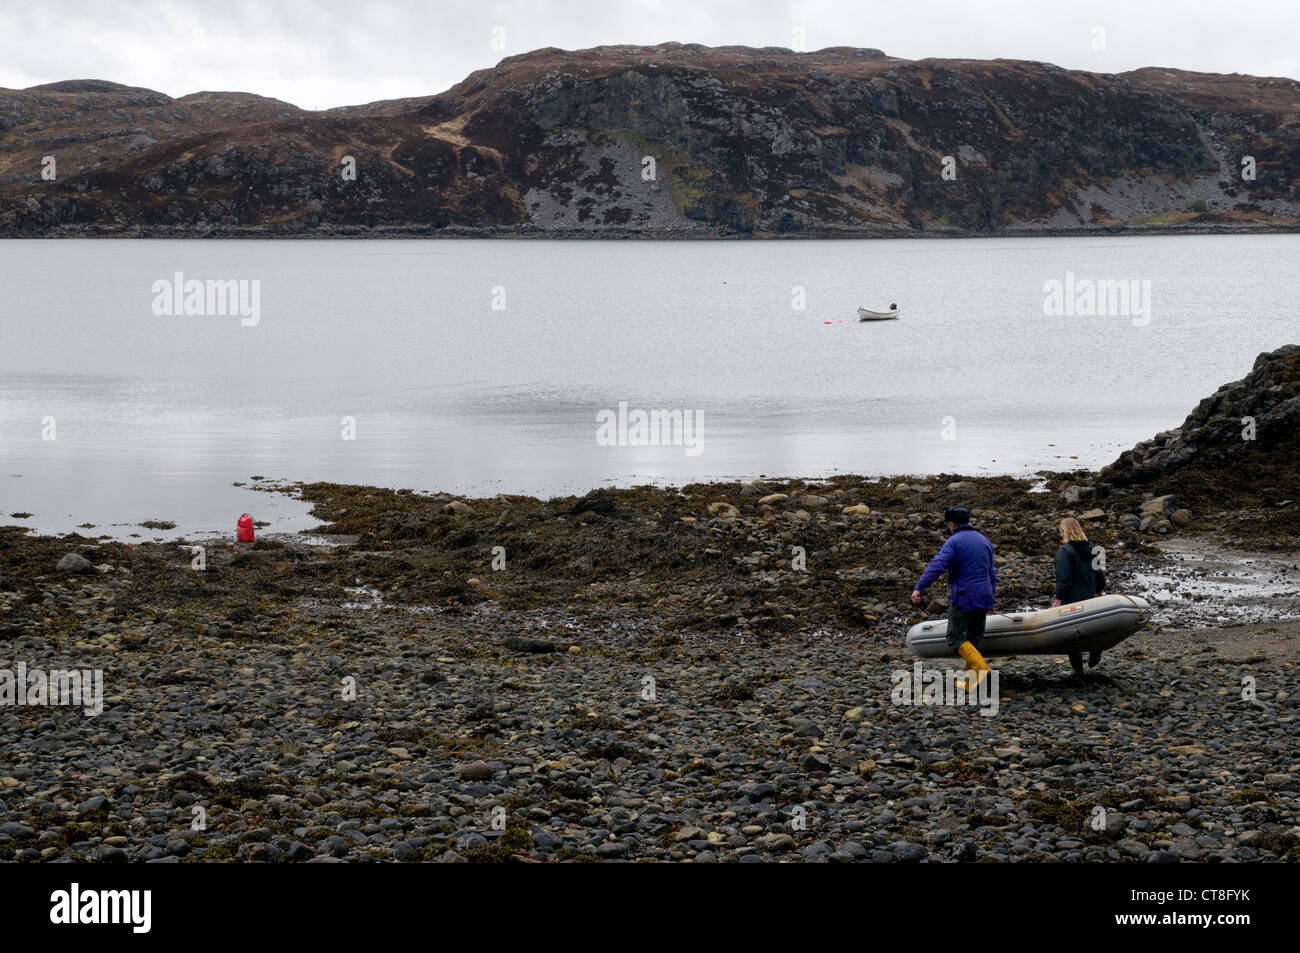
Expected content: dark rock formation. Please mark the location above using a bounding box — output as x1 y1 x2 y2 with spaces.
1101 345 1300 505
2 44 1299 236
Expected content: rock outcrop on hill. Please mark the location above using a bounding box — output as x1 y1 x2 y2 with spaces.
2 44 1299 236
1101 345 1300 506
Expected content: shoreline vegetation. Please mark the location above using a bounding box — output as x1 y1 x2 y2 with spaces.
1 345 1297 862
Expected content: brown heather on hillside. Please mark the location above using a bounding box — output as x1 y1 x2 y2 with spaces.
2 44 1299 237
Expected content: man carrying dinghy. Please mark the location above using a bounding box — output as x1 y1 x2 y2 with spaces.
910 507 997 691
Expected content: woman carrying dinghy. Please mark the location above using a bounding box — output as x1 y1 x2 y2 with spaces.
1052 517 1108 674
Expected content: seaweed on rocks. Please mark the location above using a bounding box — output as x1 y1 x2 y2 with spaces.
3 377 1299 862
1102 345 1300 512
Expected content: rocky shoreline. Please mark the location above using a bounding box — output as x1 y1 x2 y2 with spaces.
1 466 1296 863
9 221 1300 241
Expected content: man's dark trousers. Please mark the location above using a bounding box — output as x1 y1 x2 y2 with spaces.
946 604 987 652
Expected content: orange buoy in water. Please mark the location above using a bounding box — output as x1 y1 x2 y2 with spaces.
237 513 254 542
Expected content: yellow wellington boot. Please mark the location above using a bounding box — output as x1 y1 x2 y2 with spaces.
955 641 992 692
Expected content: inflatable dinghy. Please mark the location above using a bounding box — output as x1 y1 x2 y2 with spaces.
906 594 1151 669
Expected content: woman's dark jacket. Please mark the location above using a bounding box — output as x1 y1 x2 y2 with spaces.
1055 540 1107 603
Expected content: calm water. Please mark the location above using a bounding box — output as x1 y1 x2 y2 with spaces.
1 235 1296 538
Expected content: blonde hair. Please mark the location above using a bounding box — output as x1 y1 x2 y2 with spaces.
1059 517 1088 542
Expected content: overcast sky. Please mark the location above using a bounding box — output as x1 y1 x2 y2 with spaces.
2 0 1296 109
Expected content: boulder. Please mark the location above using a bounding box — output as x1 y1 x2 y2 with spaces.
456 761 495 781
570 493 617 516
1139 495 1177 517
503 636 556 653
1059 485 1093 505
56 553 94 574
1101 345 1300 492
76 795 110 815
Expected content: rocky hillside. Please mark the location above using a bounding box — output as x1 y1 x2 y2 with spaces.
2 44 1299 236
1101 345 1300 509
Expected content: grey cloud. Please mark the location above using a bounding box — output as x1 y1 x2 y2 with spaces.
0 0 1295 109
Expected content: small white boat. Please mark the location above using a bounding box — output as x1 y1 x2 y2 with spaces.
858 304 900 321
906 594 1151 670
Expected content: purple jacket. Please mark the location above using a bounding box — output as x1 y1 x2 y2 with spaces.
915 524 997 611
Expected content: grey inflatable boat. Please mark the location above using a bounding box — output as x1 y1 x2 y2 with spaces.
906 594 1152 660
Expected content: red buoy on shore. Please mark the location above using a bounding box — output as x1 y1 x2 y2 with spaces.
237 513 254 542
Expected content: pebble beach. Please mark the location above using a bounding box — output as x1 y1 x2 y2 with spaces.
2 468 1296 863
